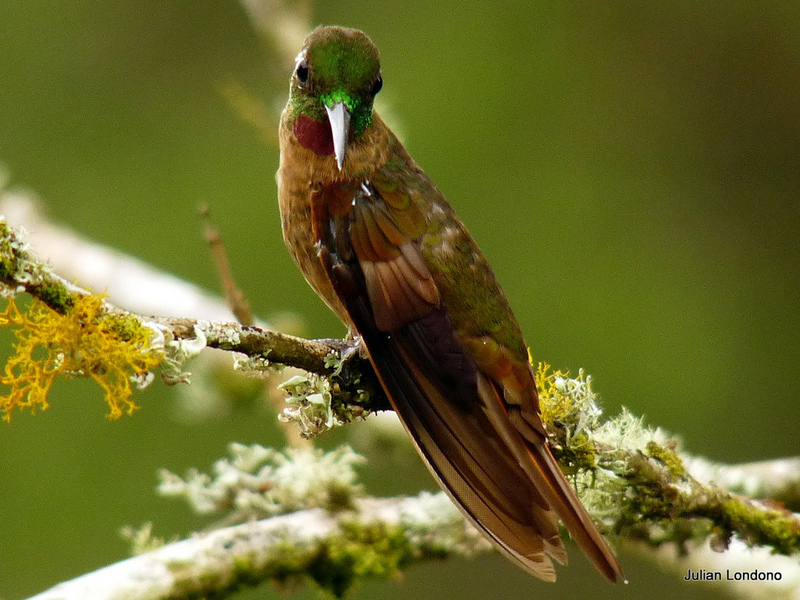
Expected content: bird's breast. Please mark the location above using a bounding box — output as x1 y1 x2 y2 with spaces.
277 159 360 326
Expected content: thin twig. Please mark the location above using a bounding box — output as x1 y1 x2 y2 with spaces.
200 204 253 327
0 194 239 322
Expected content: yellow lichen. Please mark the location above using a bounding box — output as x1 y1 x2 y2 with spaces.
536 362 567 428
0 295 163 421
535 362 600 472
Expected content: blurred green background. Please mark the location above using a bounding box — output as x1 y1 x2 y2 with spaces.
1 2 798 599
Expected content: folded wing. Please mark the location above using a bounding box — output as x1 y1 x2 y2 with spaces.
313 177 622 582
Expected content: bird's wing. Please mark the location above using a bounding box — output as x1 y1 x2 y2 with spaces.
311 175 621 582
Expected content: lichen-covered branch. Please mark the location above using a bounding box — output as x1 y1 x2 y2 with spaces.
0 217 387 421
26 445 487 600
603 439 800 556
0 216 339 371
687 456 800 513
22 441 800 600
533 370 800 558
26 493 488 600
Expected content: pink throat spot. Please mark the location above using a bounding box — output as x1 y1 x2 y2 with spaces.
293 114 334 156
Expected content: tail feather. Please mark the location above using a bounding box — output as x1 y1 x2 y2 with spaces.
478 374 625 582
373 338 566 580
350 306 561 573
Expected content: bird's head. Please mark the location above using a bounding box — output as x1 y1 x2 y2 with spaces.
287 26 383 171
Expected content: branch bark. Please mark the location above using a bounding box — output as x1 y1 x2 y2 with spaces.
26 494 488 600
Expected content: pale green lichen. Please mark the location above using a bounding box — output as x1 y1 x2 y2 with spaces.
150 321 207 385
324 351 346 377
205 320 242 347
594 407 671 456
233 351 281 373
120 522 169 555
278 364 373 438
158 444 366 521
538 364 603 473
279 373 338 436
0 217 56 302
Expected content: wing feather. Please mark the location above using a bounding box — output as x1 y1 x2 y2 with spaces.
349 189 439 330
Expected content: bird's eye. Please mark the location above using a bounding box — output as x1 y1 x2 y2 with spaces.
296 60 309 85
371 76 383 95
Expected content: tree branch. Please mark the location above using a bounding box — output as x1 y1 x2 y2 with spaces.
0 215 389 417
688 456 800 512
26 493 488 600
21 441 800 600
0 214 331 371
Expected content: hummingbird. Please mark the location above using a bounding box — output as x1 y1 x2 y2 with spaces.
277 26 623 583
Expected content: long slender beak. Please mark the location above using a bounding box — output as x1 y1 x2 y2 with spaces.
325 101 350 171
